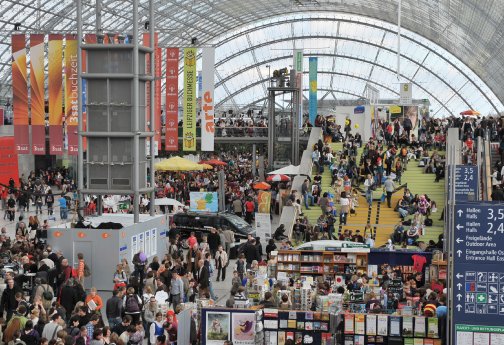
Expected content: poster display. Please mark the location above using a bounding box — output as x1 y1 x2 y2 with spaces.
11 34 29 154
183 47 197 151
308 57 318 126
150 229 157 256
201 47 215 151
377 315 388 336
400 82 413 104
65 34 78 155
257 191 271 214
366 314 377 335
138 232 145 254
30 34 46 154
255 213 272 247
145 230 151 257
231 313 255 345
48 34 64 155
0 137 19 186
165 48 179 151
189 192 218 212
131 235 138 261
354 314 365 334
206 312 231 345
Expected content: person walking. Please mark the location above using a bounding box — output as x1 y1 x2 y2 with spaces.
364 174 375 207
169 272 184 312
105 290 123 330
383 176 396 208
215 245 228 282
222 228 235 258
58 195 68 220
301 179 314 210
244 197 255 224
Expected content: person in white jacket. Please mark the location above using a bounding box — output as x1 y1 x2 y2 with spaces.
215 245 228 282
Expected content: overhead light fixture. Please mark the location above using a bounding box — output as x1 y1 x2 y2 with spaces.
14 23 22 31
191 37 198 45
144 21 150 30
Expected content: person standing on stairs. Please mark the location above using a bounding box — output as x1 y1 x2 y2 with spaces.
383 176 396 208
301 179 314 210
364 174 375 207
339 192 350 225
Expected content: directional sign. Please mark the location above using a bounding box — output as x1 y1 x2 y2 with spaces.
453 203 504 343
448 165 479 201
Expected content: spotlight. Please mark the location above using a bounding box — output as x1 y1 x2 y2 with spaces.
14 23 21 31
191 37 198 45
144 21 150 30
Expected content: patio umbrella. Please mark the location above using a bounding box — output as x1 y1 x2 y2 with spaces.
266 174 291 182
199 159 227 166
155 156 203 171
253 182 271 190
198 163 214 170
460 109 481 116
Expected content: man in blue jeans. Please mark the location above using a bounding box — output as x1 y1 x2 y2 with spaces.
301 179 314 210
58 196 67 220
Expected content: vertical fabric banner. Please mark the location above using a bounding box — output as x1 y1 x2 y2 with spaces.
257 191 271 213
0 137 19 186
201 48 215 152
12 34 29 154
308 57 318 126
165 48 179 151
48 34 64 155
30 34 46 155
294 49 303 129
65 34 78 155
183 47 197 151
155 47 162 150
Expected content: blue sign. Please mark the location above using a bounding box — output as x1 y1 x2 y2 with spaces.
448 165 479 201
453 203 504 343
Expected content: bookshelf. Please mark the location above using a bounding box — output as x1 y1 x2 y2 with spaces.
276 250 369 279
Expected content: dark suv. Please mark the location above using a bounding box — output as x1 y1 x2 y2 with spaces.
172 212 254 249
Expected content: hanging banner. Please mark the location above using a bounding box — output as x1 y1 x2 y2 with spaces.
65 34 78 155
400 83 412 105
48 34 64 155
143 33 156 132
30 34 46 155
257 191 271 214
12 34 29 154
308 57 318 126
165 48 179 151
155 47 162 150
201 47 215 152
183 47 197 151
294 49 304 129
0 137 19 187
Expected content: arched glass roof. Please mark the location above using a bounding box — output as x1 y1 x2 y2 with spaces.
0 1 503 117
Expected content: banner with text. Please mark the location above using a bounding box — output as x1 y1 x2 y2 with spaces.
65 35 78 155
308 57 318 126
0 137 19 187
143 33 158 134
165 48 179 151
12 34 29 154
201 48 215 151
30 34 46 154
183 47 197 151
48 34 64 155
294 49 303 129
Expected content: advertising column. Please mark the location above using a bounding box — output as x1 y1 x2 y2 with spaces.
165 48 179 151
183 47 197 151
48 34 64 155
30 34 46 155
65 34 78 155
308 57 318 126
11 34 29 154
201 48 215 152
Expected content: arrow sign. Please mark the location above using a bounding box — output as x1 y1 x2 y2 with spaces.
457 250 462 257
457 283 462 290
457 209 463 217
456 304 462 312
456 224 464 230
456 273 463 279
456 238 464 243
457 294 462 301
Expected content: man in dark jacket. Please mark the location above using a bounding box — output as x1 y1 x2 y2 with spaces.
207 228 221 257
0 278 23 322
196 259 209 297
242 239 260 269
60 279 78 321
106 290 123 330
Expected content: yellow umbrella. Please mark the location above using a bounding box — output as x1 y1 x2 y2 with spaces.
155 156 204 171
198 163 213 170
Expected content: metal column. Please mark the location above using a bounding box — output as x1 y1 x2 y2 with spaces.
96 0 102 35
267 90 275 168
252 144 257 176
149 0 155 217
132 0 140 223
77 0 84 216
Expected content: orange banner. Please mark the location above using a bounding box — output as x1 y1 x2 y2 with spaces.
12 34 29 154
48 34 63 155
30 34 45 155
257 191 272 213
165 48 179 151
65 34 78 155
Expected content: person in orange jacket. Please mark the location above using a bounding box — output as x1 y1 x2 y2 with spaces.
85 287 103 311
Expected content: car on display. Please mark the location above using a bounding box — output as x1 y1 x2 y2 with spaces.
172 211 254 251
295 240 370 253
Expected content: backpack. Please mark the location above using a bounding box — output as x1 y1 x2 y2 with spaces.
84 264 91 277
46 195 54 203
424 218 433 227
41 284 53 301
125 294 140 313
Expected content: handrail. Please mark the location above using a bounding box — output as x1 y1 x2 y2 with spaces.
482 133 492 200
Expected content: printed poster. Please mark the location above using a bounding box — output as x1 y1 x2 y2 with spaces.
165 48 179 151
456 331 473 345
48 34 64 155
491 334 504 345
145 230 150 257
389 316 401 336
473 333 489 345
150 229 157 256
402 316 413 337
414 316 426 337
366 314 377 335
377 315 388 336
427 318 438 338
183 47 197 151
11 34 29 154
131 235 137 261
138 232 145 254
354 314 365 335
189 192 218 212
206 312 230 345
232 313 255 345
257 191 271 213
201 47 215 151
30 34 46 154
344 314 354 334
65 34 78 155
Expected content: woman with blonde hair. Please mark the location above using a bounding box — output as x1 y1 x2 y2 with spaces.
85 287 103 311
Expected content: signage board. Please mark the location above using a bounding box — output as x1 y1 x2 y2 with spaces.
447 165 479 201
453 203 504 343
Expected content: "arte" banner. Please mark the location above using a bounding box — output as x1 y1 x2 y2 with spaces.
183 47 197 151
30 34 46 155
65 34 78 155
201 48 215 152
48 34 64 155
11 34 29 154
165 48 179 151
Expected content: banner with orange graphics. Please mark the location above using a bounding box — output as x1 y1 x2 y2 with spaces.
11 34 29 154
65 34 78 155
257 191 272 213
48 34 64 155
30 34 46 155
183 47 197 151
165 48 179 151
